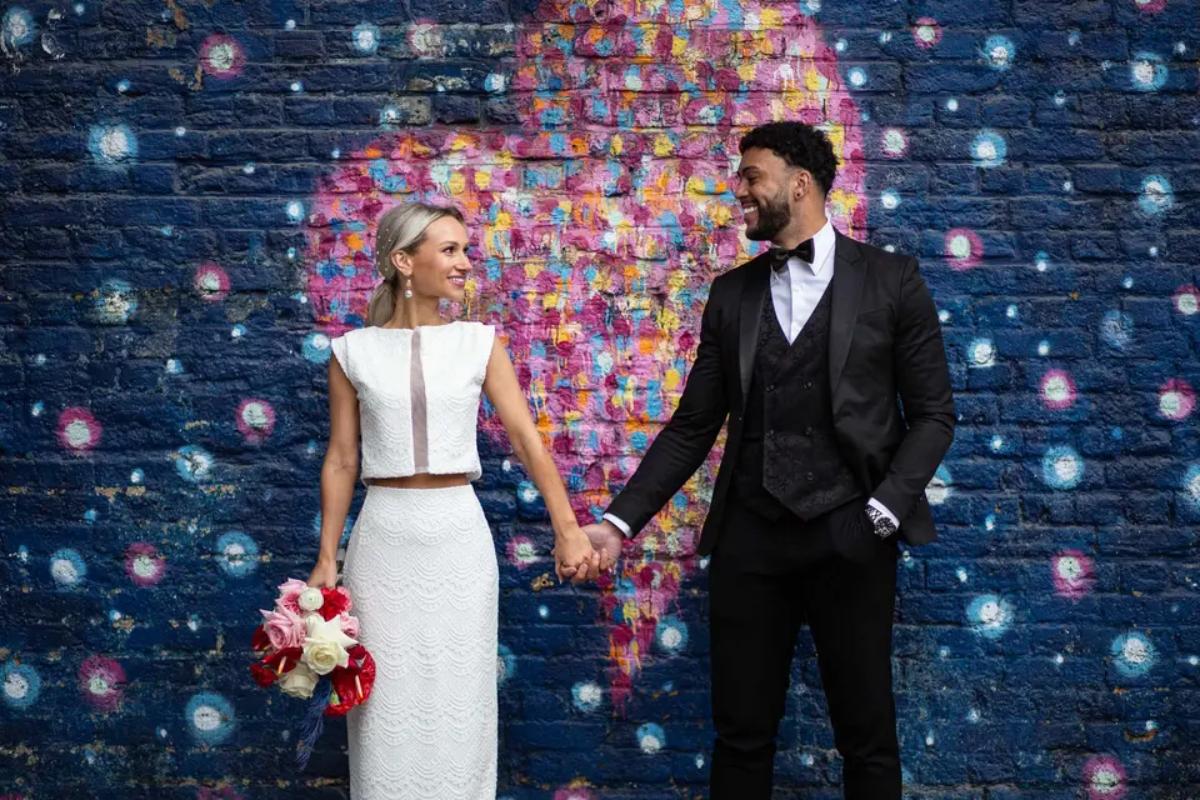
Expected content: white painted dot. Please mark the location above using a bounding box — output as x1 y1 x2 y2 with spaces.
290 81 303 92
1123 276 1134 289
946 98 959 111
1149 246 1159 257
938 310 950 323
174 126 186 137
1037 341 1050 356
192 704 222 731
991 435 1004 451
284 18 295 30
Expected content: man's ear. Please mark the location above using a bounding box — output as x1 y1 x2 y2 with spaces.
793 169 811 202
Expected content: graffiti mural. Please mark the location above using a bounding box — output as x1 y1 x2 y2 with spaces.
1 0 1197 796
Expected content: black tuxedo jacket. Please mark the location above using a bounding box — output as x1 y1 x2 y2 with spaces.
607 231 956 555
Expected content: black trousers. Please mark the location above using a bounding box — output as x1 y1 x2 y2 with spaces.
708 493 901 799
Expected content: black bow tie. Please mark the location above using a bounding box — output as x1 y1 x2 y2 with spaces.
768 239 814 271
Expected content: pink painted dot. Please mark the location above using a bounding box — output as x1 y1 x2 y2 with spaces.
880 127 908 158
125 542 167 587
944 228 983 270
197 788 244 800
57 407 102 453
199 34 245 78
236 398 276 444
1083 754 1127 799
1040 369 1078 410
1052 549 1096 600
912 17 942 49
1133 0 1167 13
1158 378 1195 421
553 789 596 800
194 262 230 302
507 535 539 568
78 655 126 712
1173 284 1199 316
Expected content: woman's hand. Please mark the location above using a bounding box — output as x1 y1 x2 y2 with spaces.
306 557 338 588
552 526 600 584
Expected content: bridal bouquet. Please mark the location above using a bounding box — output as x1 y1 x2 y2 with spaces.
249 578 375 768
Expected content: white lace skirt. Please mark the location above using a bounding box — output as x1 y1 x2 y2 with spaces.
342 484 498 799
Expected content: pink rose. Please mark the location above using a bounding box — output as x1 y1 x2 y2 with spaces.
338 613 360 639
275 578 309 615
260 606 306 651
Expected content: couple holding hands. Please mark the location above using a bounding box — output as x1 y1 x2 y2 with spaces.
308 121 955 799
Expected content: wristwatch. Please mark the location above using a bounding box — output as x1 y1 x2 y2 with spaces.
864 504 898 539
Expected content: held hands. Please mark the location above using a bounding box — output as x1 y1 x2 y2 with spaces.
580 520 623 575
552 524 601 584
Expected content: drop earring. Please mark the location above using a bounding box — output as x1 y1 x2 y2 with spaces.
403 284 413 299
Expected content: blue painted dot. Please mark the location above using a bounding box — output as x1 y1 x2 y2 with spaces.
636 722 666 753
1182 464 1200 511
571 681 603 712
185 691 236 744
94 278 137 324
966 594 1013 639
215 531 258 577
50 548 87 588
655 616 689 653
497 643 516 686
88 123 138 164
303 332 335 364
847 67 868 87
174 444 214 482
981 34 1016 70
286 200 305 223
2 662 42 710
351 23 380 54
1099 310 1134 350
1042 445 1084 490
2 8 36 49
1137 175 1174 216
1111 632 1157 678
970 130 1007 168
1130 52 1168 92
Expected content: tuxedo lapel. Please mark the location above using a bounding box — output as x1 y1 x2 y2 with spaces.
738 257 771 404
828 232 866 393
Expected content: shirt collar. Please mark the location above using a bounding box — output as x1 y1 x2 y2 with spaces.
809 218 835 276
773 218 835 277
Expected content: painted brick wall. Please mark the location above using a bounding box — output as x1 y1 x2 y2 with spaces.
2 0 1199 797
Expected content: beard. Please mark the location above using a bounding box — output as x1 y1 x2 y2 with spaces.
743 189 791 241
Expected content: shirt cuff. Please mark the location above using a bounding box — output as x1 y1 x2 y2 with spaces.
602 513 633 539
867 497 899 527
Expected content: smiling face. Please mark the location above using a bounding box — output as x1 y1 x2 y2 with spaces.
734 146 805 242
395 215 473 303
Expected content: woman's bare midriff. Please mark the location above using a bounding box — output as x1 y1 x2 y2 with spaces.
366 473 470 489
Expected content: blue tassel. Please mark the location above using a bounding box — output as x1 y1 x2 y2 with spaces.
295 680 331 770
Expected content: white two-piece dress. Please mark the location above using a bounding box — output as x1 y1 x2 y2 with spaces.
330 321 498 800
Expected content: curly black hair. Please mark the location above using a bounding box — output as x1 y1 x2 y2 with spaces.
739 122 838 196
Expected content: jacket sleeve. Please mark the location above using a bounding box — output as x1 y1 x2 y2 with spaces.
605 283 730 537
871 257 956 522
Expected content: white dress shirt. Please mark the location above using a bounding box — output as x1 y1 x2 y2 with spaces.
605 219 898 537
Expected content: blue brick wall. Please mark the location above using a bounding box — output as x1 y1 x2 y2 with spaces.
2 0 1199 798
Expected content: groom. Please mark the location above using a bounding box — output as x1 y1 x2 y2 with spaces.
582 122 955 798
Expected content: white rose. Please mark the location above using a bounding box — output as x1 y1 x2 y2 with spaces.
278 662 319 699
301 613 357 676
297 587 324 612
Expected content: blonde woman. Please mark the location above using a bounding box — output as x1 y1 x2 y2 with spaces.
307 202 599 798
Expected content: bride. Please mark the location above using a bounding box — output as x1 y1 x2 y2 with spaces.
306 202 601 798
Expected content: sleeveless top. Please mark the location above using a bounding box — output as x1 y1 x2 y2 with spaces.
329 321 496 485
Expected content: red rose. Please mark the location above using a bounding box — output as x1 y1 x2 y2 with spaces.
263 645 303 674
249 661 277 687
318 587 351 620
251 624 271 652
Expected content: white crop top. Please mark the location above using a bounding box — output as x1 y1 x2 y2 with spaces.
329 321 495 485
